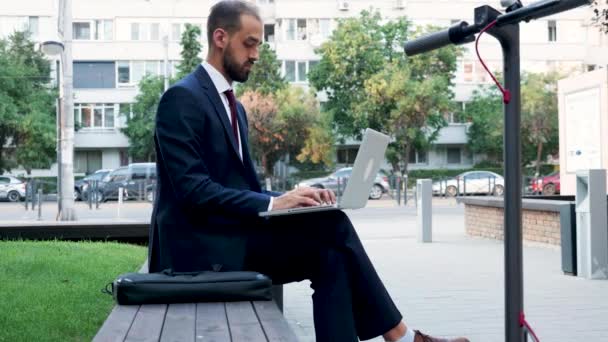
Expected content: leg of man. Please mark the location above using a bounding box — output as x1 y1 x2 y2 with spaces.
245 210 402 341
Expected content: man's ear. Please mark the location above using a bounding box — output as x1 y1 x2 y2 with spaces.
212 29 228 50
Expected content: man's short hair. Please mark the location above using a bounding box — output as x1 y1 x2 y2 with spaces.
207 0 261 47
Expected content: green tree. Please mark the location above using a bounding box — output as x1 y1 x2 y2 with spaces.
463 86 504 163
521 72 561 176
308 11 408 138
464 72 561 171
0 31 55 174
241 86 328 176
311 15 460 174
123 24 203 161
121 76 165 162
236 43 286 97
176 23 202 79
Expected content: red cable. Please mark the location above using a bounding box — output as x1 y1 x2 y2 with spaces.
475 20 511 104
519 312 541 342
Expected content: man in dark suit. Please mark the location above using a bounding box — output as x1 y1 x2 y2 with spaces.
150 1 469 341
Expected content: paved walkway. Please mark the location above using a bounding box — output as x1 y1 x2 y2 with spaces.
282 205 608 342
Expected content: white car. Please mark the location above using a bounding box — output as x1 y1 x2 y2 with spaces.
0 176 26 202
432 171 504 197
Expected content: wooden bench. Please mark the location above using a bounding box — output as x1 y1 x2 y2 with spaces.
93 263 298 342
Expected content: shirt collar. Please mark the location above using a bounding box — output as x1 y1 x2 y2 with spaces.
201 61 232 94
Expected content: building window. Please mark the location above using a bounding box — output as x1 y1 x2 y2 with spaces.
337 147 358 164
74 104 119 129
297 19 307 40
130 23 140 40
150 23 160 41
285 19 296 41
172 23 181 41
409 149 428 164
264 24 275 43
116 61 164 86
117 61 130 84
282 60 318 83
74 151 102 174
447 148 462 164
28 16 39 39
130 22 160 41
548 20 557 42
284 61 296 82
320 19 331 39
74 61 116 89
74 20 112 40
73 22 91 40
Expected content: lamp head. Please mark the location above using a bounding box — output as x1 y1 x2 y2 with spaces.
40 41 64 56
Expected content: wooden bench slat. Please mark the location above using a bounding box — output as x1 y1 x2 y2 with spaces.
93 305 140 342
124 304 168 342
160 303 196 342
226 302 267 342
195 302 232 342
252 301 299 342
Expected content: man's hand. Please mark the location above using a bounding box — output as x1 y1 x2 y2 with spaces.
272 187 337 211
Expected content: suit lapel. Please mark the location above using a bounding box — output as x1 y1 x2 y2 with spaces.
194 66 241 162
236 104 262 192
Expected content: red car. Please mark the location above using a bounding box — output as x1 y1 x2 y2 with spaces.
531 171 560 195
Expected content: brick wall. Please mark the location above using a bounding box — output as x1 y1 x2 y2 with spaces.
465 204 561 245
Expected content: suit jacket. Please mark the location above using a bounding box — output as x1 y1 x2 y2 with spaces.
149 65 279 273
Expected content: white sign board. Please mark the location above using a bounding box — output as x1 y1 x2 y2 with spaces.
565 87 603 173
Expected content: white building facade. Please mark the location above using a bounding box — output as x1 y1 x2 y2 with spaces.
1 0 605 175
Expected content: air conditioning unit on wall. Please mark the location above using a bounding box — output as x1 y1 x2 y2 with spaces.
338 0 350 11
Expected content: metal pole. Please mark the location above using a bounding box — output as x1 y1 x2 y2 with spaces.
56 82 62 217
95 180 100 209
163 35 169 91
37 188 42 221
487 21 524 342
396 176 401 206
59 0 77 220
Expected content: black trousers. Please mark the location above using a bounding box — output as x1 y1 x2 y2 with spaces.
244 210 402 341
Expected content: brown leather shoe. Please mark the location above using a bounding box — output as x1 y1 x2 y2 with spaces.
414 330 470 342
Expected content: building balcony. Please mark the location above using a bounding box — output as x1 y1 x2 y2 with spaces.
75 128 130 149
434 123 470 145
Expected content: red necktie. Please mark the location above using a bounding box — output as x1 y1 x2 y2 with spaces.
223 89 240 152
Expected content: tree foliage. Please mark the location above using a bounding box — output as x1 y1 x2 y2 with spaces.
464 72 561 171
241 87 327 176
121 75 165 162
0 31 55 174
310 12 461 173
176 23 202 79
236 43 286 97
123 24 203 161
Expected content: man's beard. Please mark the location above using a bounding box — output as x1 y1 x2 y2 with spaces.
223 45 251 83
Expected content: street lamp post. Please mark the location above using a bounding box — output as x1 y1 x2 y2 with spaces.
41 42 64 216
41 0 77 221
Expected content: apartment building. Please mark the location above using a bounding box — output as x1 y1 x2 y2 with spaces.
1 0 604 175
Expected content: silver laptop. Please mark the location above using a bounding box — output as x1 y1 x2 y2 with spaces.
259 128 390 217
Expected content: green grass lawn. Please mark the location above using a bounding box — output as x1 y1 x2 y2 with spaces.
0 240 146 342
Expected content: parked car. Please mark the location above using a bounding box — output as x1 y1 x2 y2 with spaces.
295 167 390 200
95 163 156 202
530 171 560 195
0 176 26 202
75 169 113 201
432 171 504 197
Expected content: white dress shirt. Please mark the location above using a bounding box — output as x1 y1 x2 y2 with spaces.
201 61 243 160
201 61 274 211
